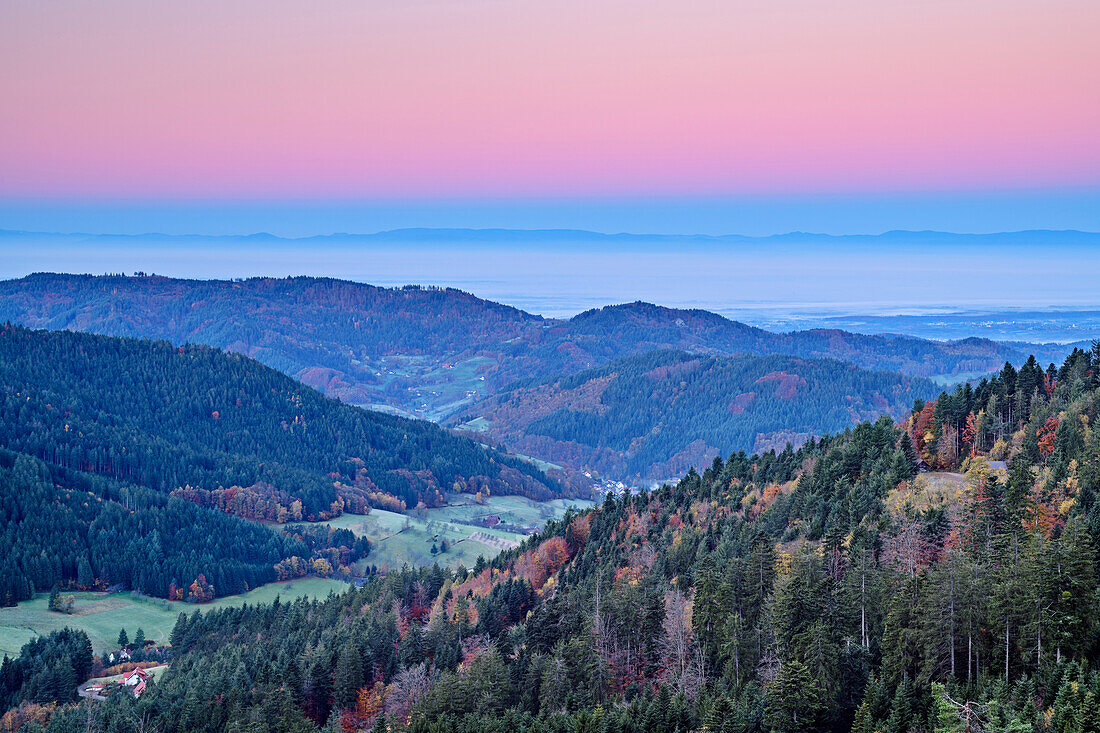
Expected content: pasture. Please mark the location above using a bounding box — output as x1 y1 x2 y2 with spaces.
0 577 348 658
0 494 595 657
313 494 594 571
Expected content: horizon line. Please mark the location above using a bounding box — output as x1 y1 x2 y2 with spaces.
4 226 1100 242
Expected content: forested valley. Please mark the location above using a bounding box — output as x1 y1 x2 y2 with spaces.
452 349 938 480
0 447 307 605
5 273 1079 486
8 344 1100 732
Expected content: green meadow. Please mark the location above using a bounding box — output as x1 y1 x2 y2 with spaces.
317 507 521 571
313 494 595 571
0 577 348 658
0 495 594 658
85 663 170 687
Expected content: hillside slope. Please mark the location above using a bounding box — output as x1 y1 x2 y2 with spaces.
0 448 307 604
556 302 1079 383
0 274 545 419
21 347 1100 732
451 350 939 480
0 324 560 520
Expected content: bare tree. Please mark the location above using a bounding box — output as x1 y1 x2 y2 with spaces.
385 663 432 724
660 589 705 699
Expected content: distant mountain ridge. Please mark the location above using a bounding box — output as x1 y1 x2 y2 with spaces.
0 273 1078 390
0 272 1080 396
3 226 1100 247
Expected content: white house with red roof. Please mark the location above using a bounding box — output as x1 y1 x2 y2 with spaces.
119 667 150 696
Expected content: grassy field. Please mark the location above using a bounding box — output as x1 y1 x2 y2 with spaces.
313 494 595 571
0 494 594 658
929 371 992 387
360 354 495 421
319 508 519 571
428 494 593 527
513 453 564 473
457 416 492 433
0 577 348 658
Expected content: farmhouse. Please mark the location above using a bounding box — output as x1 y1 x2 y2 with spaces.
120 668 150 696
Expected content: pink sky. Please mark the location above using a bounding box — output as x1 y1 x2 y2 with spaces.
1 0 1098 198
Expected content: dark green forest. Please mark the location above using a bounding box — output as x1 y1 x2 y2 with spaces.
10 345 1100 732
0 629 94 713
0 447 306 605
0 323 559 519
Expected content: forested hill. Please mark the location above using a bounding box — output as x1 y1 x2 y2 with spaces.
0 448 307 606
22 346 1100 732
451 349 939 480
0 274 544 417
0 324 560 521
560 301 1075 380
0 274 1078 422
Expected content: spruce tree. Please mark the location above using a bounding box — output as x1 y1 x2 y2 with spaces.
77 556 94 588
302 659 332 725
885 678 915 733
897 433 918 479
333 644 364 710
170 613 189 650
56 659 76 703
764 660 822 733
851 699 874 733
1073 691 1100 733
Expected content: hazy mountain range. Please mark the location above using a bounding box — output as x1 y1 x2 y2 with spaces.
6 228 1100 325
1 272 1090 481
4 226 1100 247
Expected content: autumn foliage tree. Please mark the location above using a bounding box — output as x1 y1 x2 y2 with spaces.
1038 414 1060 457
186 574 215 603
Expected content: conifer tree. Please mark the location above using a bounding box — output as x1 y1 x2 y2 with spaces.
334 644 364 710
77 556 94 588
302 659 333 725
764 660 822 732
851 699 874 733
170 613 188 650
371 711 388 733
